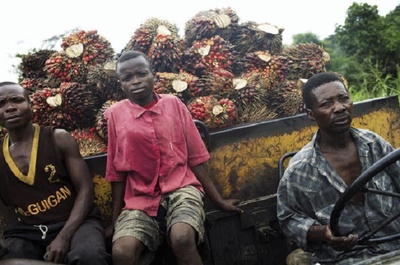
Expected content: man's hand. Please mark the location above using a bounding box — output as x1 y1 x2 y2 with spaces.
104 224 114 240
44 236 70 263
323 225 358 251
216 198 243 213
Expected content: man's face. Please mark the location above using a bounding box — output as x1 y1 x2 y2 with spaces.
0 84 32 130
116 56 154 106
308 81 353 134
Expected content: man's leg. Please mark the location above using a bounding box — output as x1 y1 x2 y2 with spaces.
67 217 111 265
1 238 43 260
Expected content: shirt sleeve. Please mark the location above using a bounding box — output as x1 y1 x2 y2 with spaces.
277 163 319 251
105 108 127 182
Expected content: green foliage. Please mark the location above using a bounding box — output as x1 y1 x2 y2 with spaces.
335 4 384 59
322 3 400 101
292 32 322 45
349 59 400 102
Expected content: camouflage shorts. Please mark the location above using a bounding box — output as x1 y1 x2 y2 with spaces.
113 185 205 252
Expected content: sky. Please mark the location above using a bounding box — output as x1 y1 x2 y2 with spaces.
0 0 398 82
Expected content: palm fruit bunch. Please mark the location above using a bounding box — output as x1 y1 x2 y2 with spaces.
30 82 99 131
95 99 120 142
153 71 198 104
30 87 78 131
45 30 114 84
61 30 114 66
124 17 180 55
280 43 330 79
148 33 185 73
20 78 50 94
182 35 235 77
233 50 272 76
86 60 126 103
19 49 57 79
184 7 240 47
229 21 283 59
268 79 306 118
262 55 291 86
59 82 100 128
44 51 89 83
237 99 278 124
70 127 107 157
19 49 58 92
229 70 275 112
187 96 237 130
193 68 234 98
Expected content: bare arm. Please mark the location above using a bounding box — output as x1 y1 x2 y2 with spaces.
111 181 126 224
192 163 242 213
46 129 94 263
104 181 125 239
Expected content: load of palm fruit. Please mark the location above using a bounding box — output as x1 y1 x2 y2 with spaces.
95 99 120 142
45 30 114 84
20 49 57 79
86 61 126 103
184 7 240 48
61 30 114 66
153 71 198 104
148 34 185 73
194 68 234 98
19 49 58 92
70 127 107 157
20 77 52 94
229 21 284 59
237 99 278 124
182 35 235 77
187 95 236 130
15 6 332 156
229 70 275 112
268 79 306 117
123 18 183 73
280 43 330 80
44 51 87 83
30 87 78 131
30 82 99 131
233 50 272 76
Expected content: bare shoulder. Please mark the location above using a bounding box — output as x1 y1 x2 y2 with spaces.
52 128 79 153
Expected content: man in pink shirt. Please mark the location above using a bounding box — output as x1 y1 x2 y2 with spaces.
105 50 242 265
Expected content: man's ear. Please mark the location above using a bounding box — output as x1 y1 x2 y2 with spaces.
306 109 315 120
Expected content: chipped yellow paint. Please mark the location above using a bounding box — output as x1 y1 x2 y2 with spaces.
207 108 400 199
92 174 112 222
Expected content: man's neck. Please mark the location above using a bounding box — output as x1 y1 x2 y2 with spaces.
318 130 352 151
8 123 35 146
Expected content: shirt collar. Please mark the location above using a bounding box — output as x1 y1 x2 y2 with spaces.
311 127 374 156
128 93 162 119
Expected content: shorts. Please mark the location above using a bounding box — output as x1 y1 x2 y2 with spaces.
113 185 205 252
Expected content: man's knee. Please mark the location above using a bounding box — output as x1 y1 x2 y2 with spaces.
169 224 198 254
68 244 110 264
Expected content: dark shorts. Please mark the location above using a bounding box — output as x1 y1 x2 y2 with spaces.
1 207 111 264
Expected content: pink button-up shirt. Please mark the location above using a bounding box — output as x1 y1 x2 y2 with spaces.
105 94 210 216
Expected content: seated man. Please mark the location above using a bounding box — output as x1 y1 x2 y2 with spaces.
277 72 400 264
0 81 110 265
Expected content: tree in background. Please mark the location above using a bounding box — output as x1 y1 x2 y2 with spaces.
292 32 322 45
323 3 399 100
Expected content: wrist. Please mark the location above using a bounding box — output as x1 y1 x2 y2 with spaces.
309 225 327 243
